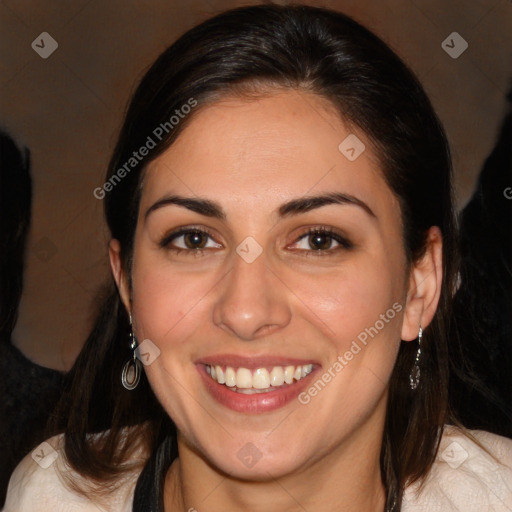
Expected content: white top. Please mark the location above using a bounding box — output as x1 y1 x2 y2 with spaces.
4 426 512 511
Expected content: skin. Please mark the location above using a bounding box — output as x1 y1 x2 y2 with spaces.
110 89 442 512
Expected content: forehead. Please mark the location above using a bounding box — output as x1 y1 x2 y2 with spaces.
141 89 398 222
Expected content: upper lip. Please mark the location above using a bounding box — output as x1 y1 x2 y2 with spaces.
195 354 319 369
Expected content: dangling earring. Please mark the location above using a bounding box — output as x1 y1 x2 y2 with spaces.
409 326 422 390
121 314 142 390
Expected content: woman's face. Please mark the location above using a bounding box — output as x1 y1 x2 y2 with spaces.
113 89 424 480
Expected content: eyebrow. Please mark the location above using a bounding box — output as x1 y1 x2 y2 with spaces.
144 192 376 221
278 192 376 218
145 195 226 221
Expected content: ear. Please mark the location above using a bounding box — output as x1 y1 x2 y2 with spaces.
401 226 443 341
109 239 131 314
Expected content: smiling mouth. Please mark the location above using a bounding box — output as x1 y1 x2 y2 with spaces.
205 364 314 394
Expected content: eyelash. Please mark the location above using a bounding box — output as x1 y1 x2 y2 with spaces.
159 226 218 256
159 226 353 256
290 227 353 256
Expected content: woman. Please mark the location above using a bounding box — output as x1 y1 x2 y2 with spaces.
5 4 511 511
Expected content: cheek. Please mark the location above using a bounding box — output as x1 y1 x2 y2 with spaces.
133 271 208 342
129 258 216 428
291 262 403 426
129 254 217 353
288 259 402 345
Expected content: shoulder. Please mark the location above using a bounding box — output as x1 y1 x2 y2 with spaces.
403 425 512 511
3 432 145 512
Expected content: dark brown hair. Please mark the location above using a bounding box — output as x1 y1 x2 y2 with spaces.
0 128 32 341
52 4 459 509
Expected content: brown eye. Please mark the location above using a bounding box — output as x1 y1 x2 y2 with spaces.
183 231 208 249
308 232 335 250
290 227 353 254
160 228 222 253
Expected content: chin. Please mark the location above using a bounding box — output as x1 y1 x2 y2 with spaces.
202 441 311 481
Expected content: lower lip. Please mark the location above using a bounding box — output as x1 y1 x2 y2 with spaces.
197 365 316 413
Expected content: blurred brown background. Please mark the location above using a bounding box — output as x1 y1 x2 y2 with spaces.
1 0 511 371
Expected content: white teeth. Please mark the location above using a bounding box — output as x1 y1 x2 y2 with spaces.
236 368 252 389
215 365 225 384
235 387 275 394
253 368 270 389
284 366 295 384
270 366 285 386
206 364 313 390
225 367 236 387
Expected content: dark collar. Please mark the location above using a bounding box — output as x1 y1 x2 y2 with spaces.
132 435 175 512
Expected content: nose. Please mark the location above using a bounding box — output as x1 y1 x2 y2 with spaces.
212 249 291 341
